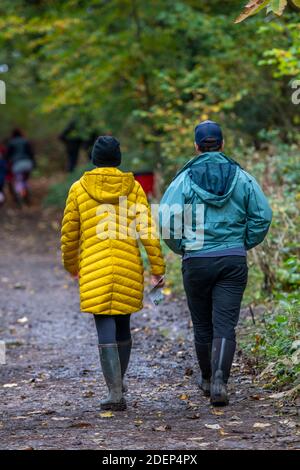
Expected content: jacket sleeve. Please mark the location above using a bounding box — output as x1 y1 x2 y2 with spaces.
136 183 165 276
159 173 185 255
245 175 272 250
61 183 80 275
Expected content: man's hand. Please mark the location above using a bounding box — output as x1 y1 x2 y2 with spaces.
151 275 165 288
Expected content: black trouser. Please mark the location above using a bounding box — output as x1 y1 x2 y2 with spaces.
182 256 248 344
94 314 131 344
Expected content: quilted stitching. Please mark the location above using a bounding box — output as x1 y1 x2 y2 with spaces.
61 167 165 315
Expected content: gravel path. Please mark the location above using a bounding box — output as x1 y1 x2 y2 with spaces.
0 198 299 450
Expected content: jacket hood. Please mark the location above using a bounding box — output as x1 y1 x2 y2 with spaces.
80 167 135 203
187 152 240 207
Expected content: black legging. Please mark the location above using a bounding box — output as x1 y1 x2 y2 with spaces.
94 314 131 344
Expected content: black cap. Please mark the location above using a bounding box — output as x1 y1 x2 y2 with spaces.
195 120 223 150
91 136 121 167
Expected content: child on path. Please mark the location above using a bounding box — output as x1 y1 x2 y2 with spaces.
61 136 165 411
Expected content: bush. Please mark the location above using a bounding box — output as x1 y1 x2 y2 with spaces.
241 294 300 391
44 164 93 209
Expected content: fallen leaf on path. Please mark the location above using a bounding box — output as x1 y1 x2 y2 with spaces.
205 424 221 430
17 317 28 324
51 417 70 421
153 425 171 432
176 351 185 358
93 438 105 444
186 413 200 420
43 410 55 415
179 393 189 400
134 420 143 426
162 288 171 296
69 422 92 428
83 390 94 398
3 383 18 388
211 409 224 416
269 384 300 400
219 429 230 436
14 283 26 290
99 411 114 418
253 422 271 429
188 437 205 441
229 415 241 421
279 419 297 429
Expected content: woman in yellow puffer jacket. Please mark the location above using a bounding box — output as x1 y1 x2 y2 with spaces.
61 136 165 411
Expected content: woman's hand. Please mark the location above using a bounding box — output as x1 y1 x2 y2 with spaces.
151 275 165 288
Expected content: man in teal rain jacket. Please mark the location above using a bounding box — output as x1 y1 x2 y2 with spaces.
159 121 272 406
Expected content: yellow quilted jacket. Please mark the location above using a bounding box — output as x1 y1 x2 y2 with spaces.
61 167 165 315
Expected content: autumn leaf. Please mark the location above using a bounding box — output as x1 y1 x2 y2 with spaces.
211 409 224 416
134 419 143 426
17 317 28 324
270 0 288 15
289 0 300 8
99 411 114 418
235 0 269 23
51 417 70 421
152 425 171 432
205 423 221 430
179 393 189 400
253 422 272 428
235 0 288 23
69 422 92 428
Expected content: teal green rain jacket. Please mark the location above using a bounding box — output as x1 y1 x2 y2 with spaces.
159 152 272 255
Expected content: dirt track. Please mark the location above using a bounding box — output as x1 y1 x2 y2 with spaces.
0 192 299 450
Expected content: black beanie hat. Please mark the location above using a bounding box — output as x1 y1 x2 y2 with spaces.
91 136 122 167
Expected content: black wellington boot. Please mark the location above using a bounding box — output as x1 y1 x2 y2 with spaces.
195 342 212 397
210 338 236 407
98 343 127 411
117 339 132 393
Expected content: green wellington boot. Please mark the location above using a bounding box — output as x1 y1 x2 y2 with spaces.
210 338 236 407
98 343 126 411
195 342 212 397
117 339 132 393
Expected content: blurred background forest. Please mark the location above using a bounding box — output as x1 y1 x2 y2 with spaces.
0 0 299 394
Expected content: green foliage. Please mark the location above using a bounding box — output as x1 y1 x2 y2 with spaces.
0 0 299 172
44 164 93 208
235 0 295 23
241 295 300 389
256 145 300 295
259 19 300 78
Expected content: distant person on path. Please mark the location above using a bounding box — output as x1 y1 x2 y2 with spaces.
61 136 165 411
7 129 36 204
59 120 82 172
0 142 7 205
159 121 272 406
